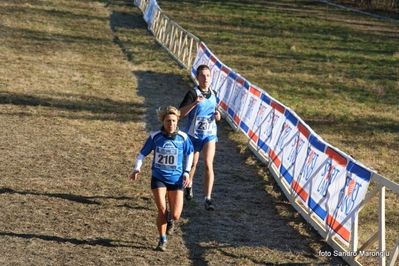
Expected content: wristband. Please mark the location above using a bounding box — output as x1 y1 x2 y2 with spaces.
184 170 190 174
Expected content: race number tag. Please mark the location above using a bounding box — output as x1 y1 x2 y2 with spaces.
155 147 178 170
195 116 215 136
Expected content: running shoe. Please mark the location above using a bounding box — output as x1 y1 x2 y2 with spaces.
204 199 215 211
167 220 174 235
156 239 167 251
185 187 193 200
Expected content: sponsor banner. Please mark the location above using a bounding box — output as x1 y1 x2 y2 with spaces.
143 0 160 31
277 110 310 186
308 141 349 226
191 42 210 79
304 135 328 222
239 85 264 143
254 93 274 153
213 66 230 105
207 54 217 70
326 160 372 246
289 121 313 203
210 60 222 93
266 100 287 170
227 76 250 126
218 71 237 111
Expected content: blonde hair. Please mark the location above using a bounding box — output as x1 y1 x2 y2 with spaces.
156 106 180 122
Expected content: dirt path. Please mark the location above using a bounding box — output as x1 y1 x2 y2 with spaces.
0 1 348 265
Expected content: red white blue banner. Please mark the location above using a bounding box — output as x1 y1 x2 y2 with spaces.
192 42 373 246
326 160 372 244
191 43 210 78
227 76 249 126
240 87 271 146
289 121 314 202
308 143 349 226
277 110 312 187
266 100 287 170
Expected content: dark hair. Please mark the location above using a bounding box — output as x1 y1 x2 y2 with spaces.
196 64 210 75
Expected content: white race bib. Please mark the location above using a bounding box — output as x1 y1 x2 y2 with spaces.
154 147 178 170
195 116 216 136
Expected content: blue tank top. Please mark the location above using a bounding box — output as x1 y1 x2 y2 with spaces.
185 87 217 139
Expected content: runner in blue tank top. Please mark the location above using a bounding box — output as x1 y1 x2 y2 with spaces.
129 106 194 251
179 64 221 210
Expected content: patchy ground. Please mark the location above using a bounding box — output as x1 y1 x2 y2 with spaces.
0 0 350 265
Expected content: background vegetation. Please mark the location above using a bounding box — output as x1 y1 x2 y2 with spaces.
157 0 399 183
339 0 399 9
0 0 397 265
155 0 399 261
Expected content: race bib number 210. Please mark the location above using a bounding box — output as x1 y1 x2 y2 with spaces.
155 147 178 170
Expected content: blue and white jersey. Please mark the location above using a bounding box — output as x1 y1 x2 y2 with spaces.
184 87 217 139
140 129 193 185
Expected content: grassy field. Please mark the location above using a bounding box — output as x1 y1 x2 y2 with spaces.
0 0 398 265
156 0 399 184
155 1 399 257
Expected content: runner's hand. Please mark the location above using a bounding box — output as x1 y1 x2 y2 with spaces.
129 170 140 181
214 110 221 121
183 172 190 188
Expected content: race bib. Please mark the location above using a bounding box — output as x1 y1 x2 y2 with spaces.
195 116 216 136
154 147 178 170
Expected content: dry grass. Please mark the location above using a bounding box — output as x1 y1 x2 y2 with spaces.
157 0 399 184
0 0 396 265
155 2 399 262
